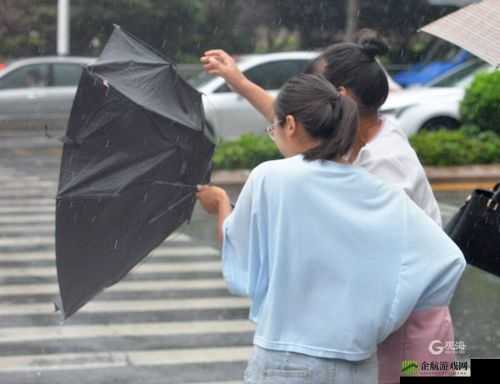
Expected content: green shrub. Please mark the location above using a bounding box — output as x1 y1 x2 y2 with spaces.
460 70 500 134
410 128 500 166
213 129 500 170
213 133 282 170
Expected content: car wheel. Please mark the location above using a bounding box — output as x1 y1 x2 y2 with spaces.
421 117 460 131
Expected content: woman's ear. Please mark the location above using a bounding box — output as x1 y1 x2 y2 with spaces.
338 86 348 96
284 115 296 136
339 86 357 102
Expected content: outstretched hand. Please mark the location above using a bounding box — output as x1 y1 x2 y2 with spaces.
201 50 247 90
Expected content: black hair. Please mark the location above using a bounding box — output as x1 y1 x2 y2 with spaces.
274 73 358 162
304 30 390 115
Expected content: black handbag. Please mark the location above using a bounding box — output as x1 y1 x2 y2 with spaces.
445 182 500 278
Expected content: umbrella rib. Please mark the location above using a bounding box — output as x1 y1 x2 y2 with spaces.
148 192 195 224
152 181 198 189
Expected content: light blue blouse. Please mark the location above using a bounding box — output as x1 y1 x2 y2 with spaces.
221 153 465 361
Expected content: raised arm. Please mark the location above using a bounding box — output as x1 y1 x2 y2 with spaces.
201 49 275 123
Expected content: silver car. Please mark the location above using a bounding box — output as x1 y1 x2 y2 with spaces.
0 56 95 133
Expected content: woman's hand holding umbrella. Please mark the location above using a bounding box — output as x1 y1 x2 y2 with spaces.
196 185 233 245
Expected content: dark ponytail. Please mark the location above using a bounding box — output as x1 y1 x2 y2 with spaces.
305 29 390 115
274 74 359 162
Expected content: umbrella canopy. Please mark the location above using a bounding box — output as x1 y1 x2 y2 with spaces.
55 25 215 319
421 0 500 67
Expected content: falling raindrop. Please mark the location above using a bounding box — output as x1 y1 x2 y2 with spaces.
114 239 119 249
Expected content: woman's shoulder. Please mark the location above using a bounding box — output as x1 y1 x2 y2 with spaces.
249 154 308 180
250 153 400 197
362 117 411 153
356 118 423 174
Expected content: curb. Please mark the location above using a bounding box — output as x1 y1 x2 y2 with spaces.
212 165 500 190
424 164 500 184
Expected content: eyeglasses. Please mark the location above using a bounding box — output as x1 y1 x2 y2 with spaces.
265 122 279 139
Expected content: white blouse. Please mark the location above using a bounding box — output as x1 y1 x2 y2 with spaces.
353 116 442 226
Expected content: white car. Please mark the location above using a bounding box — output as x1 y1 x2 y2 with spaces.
190 52 401 140
381 60 493 136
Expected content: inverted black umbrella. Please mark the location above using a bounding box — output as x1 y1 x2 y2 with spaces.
55 25 215 319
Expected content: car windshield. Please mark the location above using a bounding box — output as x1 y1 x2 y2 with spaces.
431 61 490 88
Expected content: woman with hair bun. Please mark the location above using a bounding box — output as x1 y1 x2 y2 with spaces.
196 74 465 383
200 32 453 382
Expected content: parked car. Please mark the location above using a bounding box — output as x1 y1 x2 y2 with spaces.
190 51 401 140
381 60 493 136
394 48 473 87
0 56 95 132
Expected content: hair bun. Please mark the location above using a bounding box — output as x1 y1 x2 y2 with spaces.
356 29 389 59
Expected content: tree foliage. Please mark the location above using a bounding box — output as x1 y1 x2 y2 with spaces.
0 0 461 64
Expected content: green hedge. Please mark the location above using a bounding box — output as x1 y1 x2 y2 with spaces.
213 129 500 169
460 70 500 134
409 127 500 166
213 134 282 170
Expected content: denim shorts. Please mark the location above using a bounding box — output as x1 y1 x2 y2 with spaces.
243 345 378 384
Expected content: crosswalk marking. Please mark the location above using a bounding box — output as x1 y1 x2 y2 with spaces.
0 214 54 224
0 180 55 187
0 245 220 262
0 320 255 343
0 236 56 247
0 279 227 297
0 206 55 214
0 175 42 182
0 199 55 207
0 234 198 250
0 226 192 244
0 261 221 278
0 297 249 316
0 231 192 245
0 346 253 373
0 191 57 198
0 226 201 241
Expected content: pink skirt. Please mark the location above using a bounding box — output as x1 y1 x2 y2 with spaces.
378 306 456 383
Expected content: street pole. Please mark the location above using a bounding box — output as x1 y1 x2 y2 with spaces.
345 0 359 42
57 0 70 56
